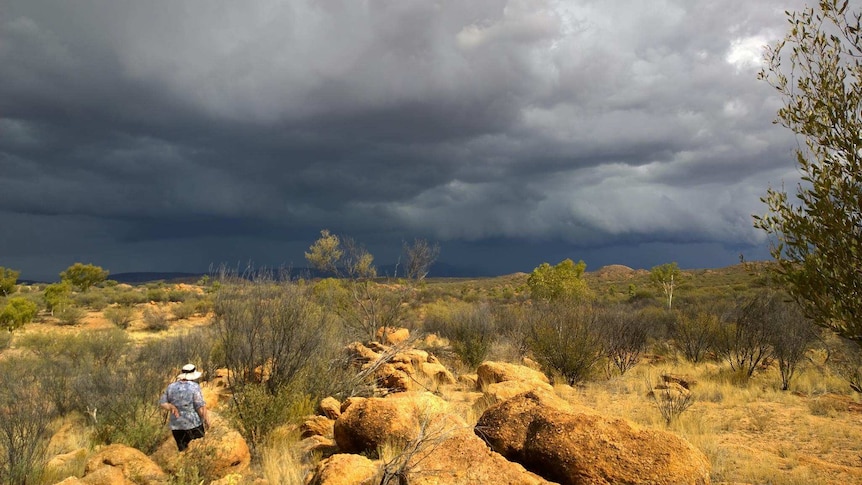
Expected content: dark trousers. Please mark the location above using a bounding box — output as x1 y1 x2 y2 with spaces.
172 424 205 451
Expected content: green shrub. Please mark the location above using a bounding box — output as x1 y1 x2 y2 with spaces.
597 305 648 375
168 289 190 302
172 300 198 320
0 296 39 332
56 306 87 326
425 302 495 368
213 277 341 451
74 291 108 311
112 289 147 306
142 307 169 331
527 301 604 385
104 305 135 329
0 357 57 485
194 297 213 315
146 288 166 303
671 304 723 363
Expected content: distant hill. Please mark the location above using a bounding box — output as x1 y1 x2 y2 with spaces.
106 262 491 284
111 272 205 284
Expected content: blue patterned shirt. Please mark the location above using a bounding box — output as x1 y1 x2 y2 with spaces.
159 380 206 430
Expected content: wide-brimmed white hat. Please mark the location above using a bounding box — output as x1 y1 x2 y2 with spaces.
177 363 202 381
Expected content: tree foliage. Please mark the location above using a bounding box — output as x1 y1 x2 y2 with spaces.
650 262 681 310
0 267 20 296
402 238 440 280
304 230 343 276
527 259 591 301
43 281 72 315
60 263 109 292
0 297 39 333
755 0 862 344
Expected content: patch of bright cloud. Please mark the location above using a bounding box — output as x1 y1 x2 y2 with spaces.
725 34 770 71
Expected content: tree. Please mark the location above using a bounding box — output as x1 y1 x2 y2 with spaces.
402 238 440 280
650 262 681 310
768 297 818 390
304 230 343 276
755 0 862 344
59 263 109 292
43 281 72 315
0 267 20 296
305 230 438 341
527 301 604 385
0 297 39 333
527 259 591 301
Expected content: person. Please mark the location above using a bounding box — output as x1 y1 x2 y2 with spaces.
159 363 211 451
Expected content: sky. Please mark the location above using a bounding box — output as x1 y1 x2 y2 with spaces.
0 0 808 281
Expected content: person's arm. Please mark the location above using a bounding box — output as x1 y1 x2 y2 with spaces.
193 384 210 428
159 386 180 418
160 401 180 418
197 405 211 428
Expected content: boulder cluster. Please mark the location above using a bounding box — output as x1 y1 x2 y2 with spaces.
298 331 710 485
48 328 710 484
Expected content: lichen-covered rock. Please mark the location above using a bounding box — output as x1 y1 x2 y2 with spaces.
318 397 342 419
83 444 167 485
376 327 410 345
301 415 334 439
185 416 251 479
484 379 553 403
309 454 378 485
405 426 556 485
333 392 451 453
418 361 456 385
476 361 550 389
476 389 711 485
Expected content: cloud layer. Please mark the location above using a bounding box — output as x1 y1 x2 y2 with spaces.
0 0 805 279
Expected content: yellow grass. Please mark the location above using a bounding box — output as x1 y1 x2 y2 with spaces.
555 357 862 484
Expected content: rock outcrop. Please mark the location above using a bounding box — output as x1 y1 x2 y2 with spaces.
475 389 711 485
309 454 378 485
333 392 451 453
83 444 168 485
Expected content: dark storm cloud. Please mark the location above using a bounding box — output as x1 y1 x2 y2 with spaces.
0 0 808 279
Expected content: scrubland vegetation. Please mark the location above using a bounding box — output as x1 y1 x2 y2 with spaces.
0 258 861 484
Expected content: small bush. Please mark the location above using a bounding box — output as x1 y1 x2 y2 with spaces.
172 300 198 320
168 289 190 303
424 302 495 369
0 358 56 485
146 288 167 303
194 297 214 315
527 301 604 385
0 296 39 332
671 304 723 363
74 291 108 311
0 330 11 351
647 375 695 425
113 289 147 306
598 305 648 375
104 305 135 329
142 307 169 331
56 306 87 326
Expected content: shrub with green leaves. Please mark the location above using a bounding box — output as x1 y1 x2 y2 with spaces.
112 289 147 306
213 276 340 451
0 296 39 332
104 305 136 329
55 306 87 326
0 358 56 485
424 302 495 368
172 299 198 320
527 301 604 385
43 281 72 315
142 306 169 331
